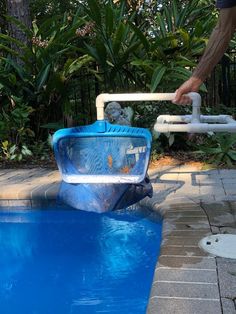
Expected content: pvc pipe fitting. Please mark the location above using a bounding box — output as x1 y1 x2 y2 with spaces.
95 92 199 121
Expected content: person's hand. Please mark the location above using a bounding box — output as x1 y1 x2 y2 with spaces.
172 77 202 105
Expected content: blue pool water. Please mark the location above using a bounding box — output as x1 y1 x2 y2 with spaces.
0 207 162 314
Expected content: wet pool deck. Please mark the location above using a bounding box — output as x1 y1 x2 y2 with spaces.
0 165 236 314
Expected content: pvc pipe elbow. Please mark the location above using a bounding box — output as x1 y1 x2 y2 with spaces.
96 93 109 120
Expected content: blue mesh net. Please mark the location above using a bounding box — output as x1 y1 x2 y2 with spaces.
56 136 150 183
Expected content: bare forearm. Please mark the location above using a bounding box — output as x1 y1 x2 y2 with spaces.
193 7 236 82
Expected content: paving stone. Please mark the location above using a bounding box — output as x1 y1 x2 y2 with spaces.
212 213 235 227
45 183 60 200
163 203 203 211
162 236 205 247
8 199 32 208
0 169 31 182
163 222 210 233
160 245 209 257
220 196 236 202
154 268 217 283
0 169 8 175
146 192 180 209
201 201 230 210
219 226 236 234
163 229 210 237
219 169 236 177
0 200 9 208
199 185 225 196
224 184 236 195
0 184 27 199
176 173 193 181
30 183 54 200
31 199 52 208
222 178 236 184
151 281 219 299
150 183 169 190
166 216 208 223
174 187 200 196
221 298 236 314
217 257 236 299
229 201 236 211
165 210 206 218
201 202 236 226
199 195 216 202
195 173 223 185
157 172 179 181
16 182 43 199
177 221 210 230
2 169 50 184
157 255 216 269
211 226 221 234
147 297 221 314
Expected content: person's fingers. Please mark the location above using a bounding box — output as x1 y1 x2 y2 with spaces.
173 91 192 105
172 89 182 103
172 77 202 104
180 95 192 105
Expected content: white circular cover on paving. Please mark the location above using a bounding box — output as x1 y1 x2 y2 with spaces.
199 234 236 259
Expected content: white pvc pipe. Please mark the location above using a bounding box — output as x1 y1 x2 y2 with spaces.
201 115 235 123
154 113 236 133
96 92 236 133
156 115 192 123
95 92 201 121
156 114 236 124
154 122 236 133
96 93 175 120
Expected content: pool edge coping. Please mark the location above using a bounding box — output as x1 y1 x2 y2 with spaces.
140 196 223 314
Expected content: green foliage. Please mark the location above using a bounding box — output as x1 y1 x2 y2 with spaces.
29 138 52 160
196 133 236 167
0 0 222 163
133 100 192 129
0 12 94 140
30 0 81 22
0 100 34 144
81 0 144 90
1 140 32 161
131 0 216 92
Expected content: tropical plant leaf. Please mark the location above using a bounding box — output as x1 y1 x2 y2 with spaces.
85 0 102 26
150 65 166 92
112 22 126 54
227 150 236 161
65 55 93 75
105 5 114 36
36 64 51 91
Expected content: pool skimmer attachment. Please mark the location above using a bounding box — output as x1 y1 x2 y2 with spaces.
53 92 236 185
95 91 236 134
199 234 236 259
153 92 236 133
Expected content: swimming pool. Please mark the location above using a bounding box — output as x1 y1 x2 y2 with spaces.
0 206 162 314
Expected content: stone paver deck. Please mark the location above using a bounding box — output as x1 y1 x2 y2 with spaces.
0 165 236 314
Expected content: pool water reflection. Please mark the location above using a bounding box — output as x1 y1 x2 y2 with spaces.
0 207 162 314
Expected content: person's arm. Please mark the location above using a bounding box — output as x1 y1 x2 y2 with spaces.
173 7 236 104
